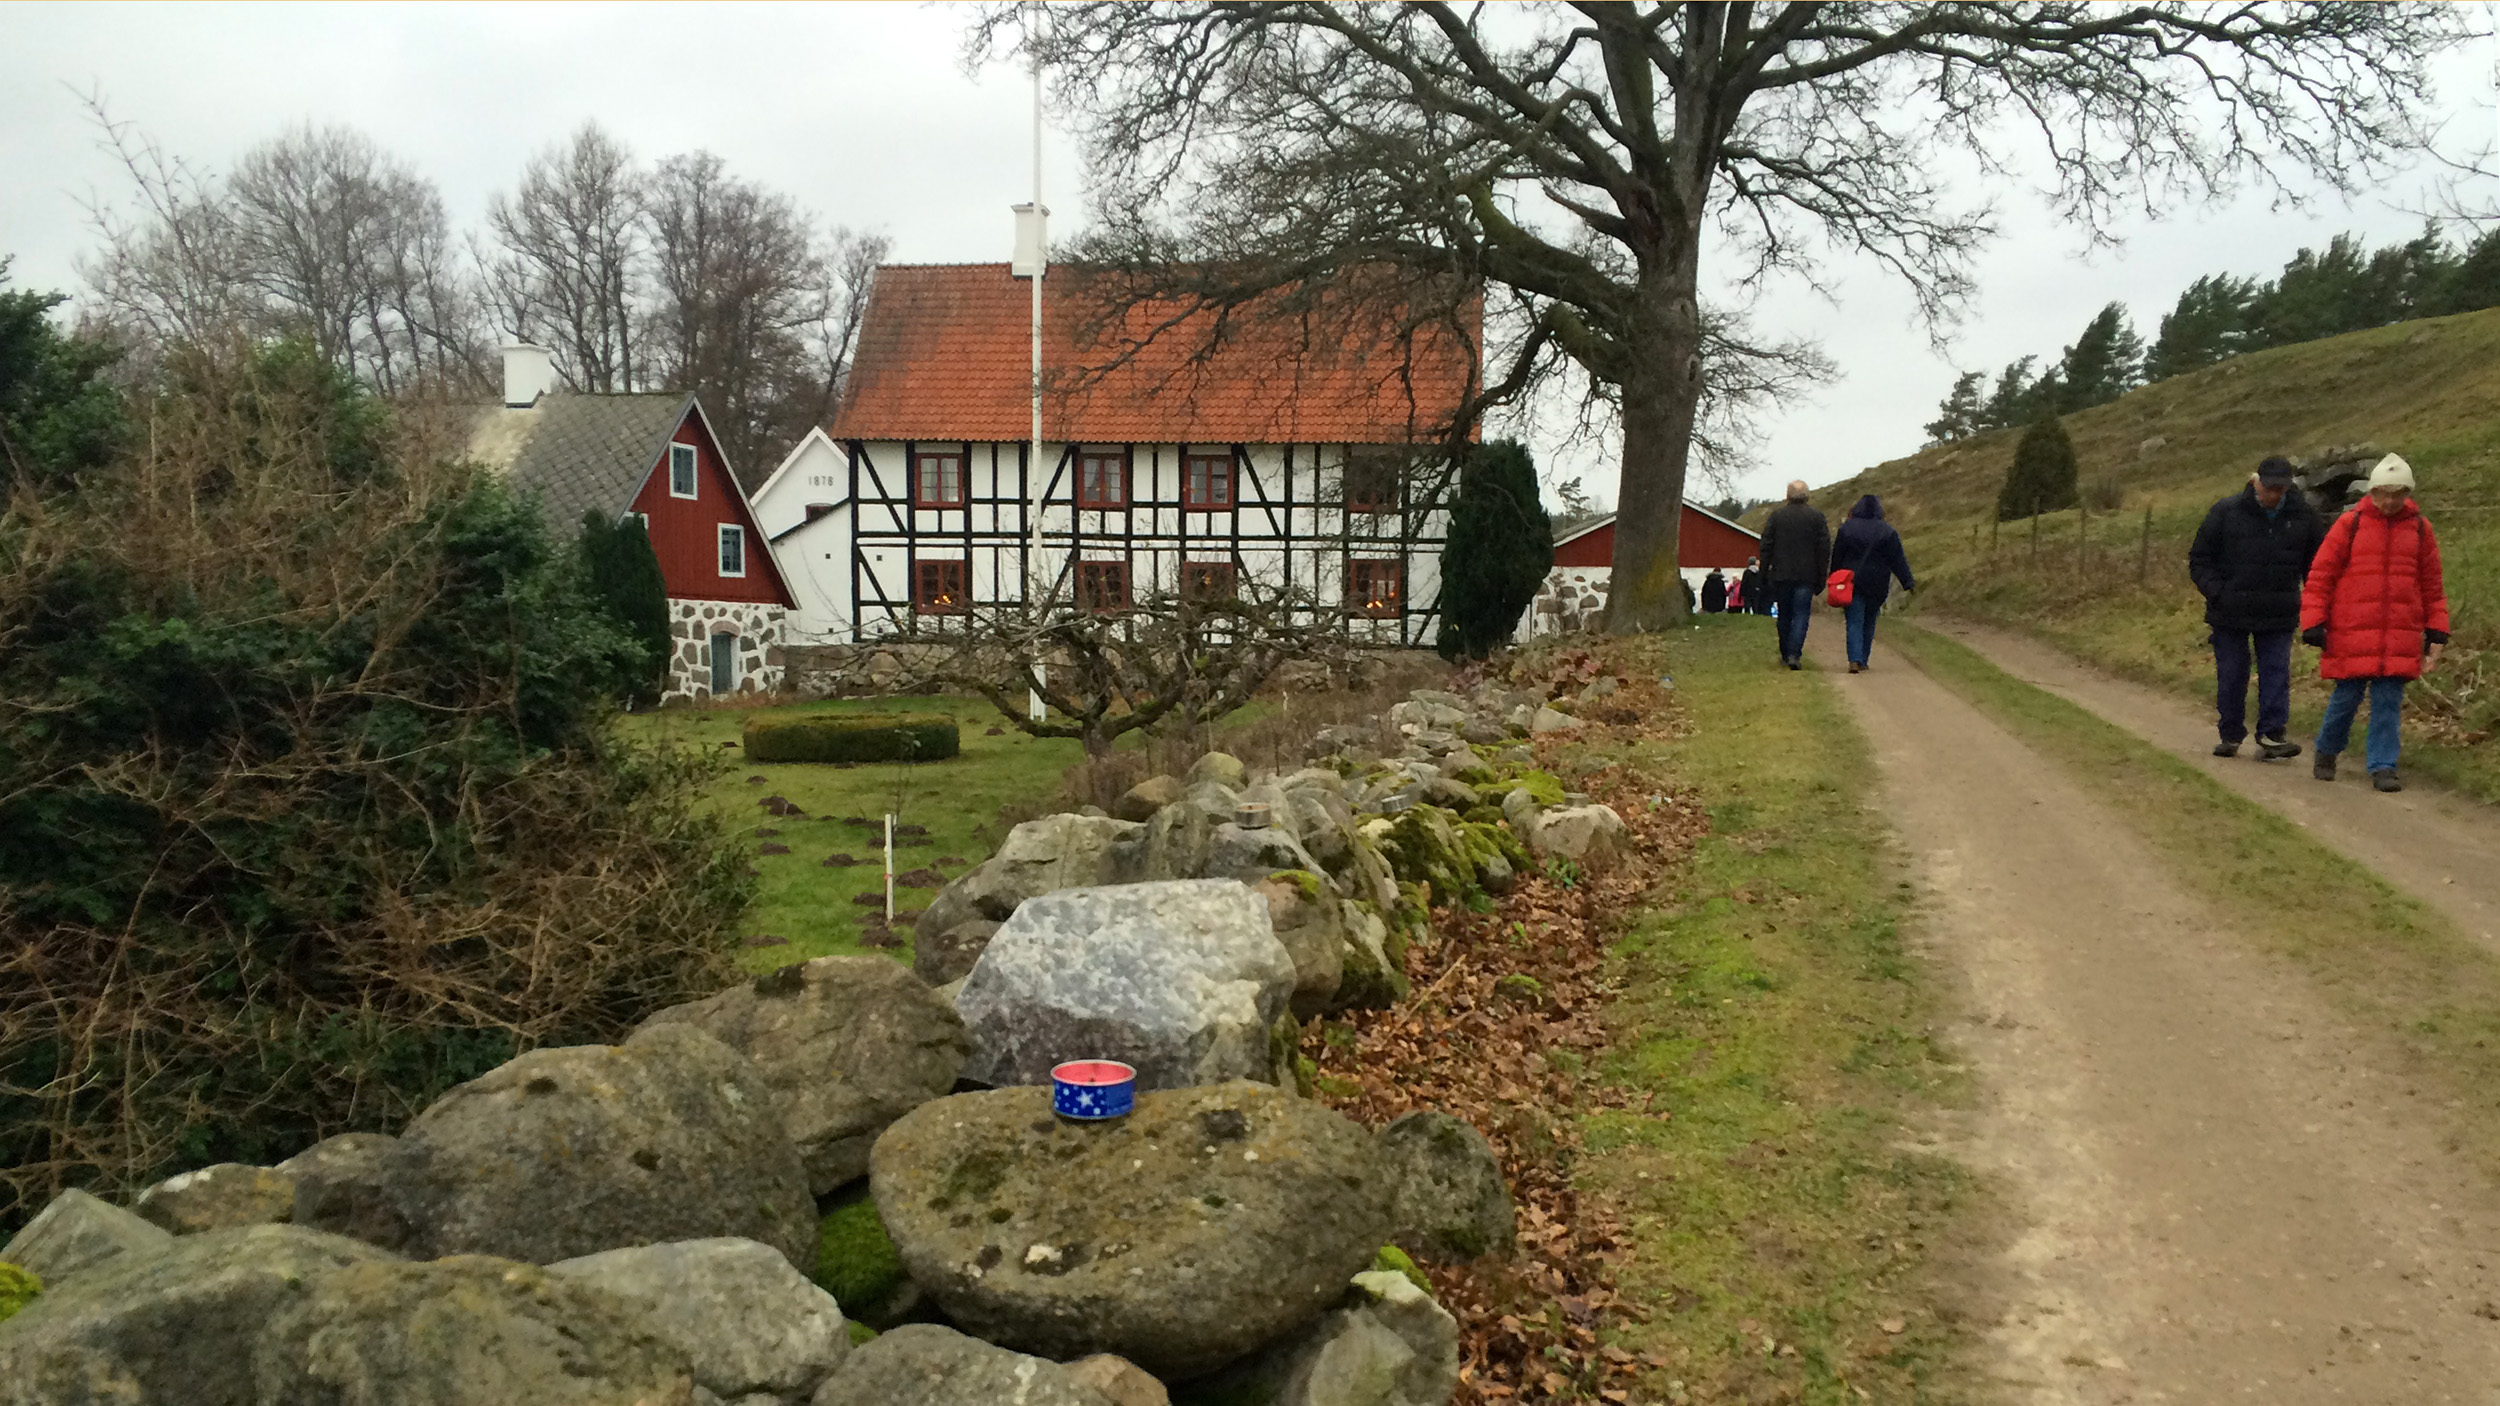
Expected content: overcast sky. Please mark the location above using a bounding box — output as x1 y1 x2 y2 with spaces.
4 3 2495 505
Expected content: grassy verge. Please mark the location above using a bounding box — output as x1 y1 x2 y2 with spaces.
618 696 1082 967
1888 620 2500 1178
1584 617 1983 1403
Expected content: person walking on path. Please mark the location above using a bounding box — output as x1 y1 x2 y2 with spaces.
1701 569 1729 614
2301 454 2451 793
2188 456 2325 760
1757 481 1830 669
1830 494 1915 674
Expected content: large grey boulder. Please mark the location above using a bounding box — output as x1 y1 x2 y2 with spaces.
809 1324 1112 1406
0 1223 694 1406
1376 1112 1515 1262
913 919 1001 987
0 1189 172 1288
1136 785 1235 882
1253 872 1348 1020
1185 751 1249 791
133 1163 295 1235
1193 1269 1461 1406
1203 821 1323 881
1527 804 1628 872
287 1133 420 1253
276 1130 398 1178
1528 705 1582 735
868 1081 1393 1379
309 1023 815 1272
915 814 1145 944
551 1237 848 1403
637 956 971 1193
956 880 1297 1091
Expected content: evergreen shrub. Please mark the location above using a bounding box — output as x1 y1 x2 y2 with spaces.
0 341 751 1232
1996 415 2081 521
1436 440 1553 661
578 509 672 707
743 714 960 764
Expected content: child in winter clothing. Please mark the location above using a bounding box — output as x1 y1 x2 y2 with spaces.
2300 454 2452 792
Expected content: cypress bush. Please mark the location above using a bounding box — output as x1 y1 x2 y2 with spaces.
1997 414 2081 521
578 509 673 707
744 714 960 764
1436 439 1553 661
0 341 752 1231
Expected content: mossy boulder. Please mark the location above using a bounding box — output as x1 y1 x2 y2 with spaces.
1376 1111 1515 1262
868 1081 1392 1379
1332 900 1410 1011
0 1261 37 1325
1375 806 1481 908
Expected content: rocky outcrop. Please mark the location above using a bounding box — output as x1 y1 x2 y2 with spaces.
132 1163 295 1235
955 880 1298 1092
809 1324 1114 1406
1376 1112 1515 1262
0 1189 172 1288
868 1080 1392 1380
298 1023 815 1272
637 956 971 1193
550 1237 849 1404
0 1223 692 1406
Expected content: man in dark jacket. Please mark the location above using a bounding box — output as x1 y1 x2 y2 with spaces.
1756 480 1831 668
1701 569 1729 614
2188 455 2326 759
1738 557 1767 615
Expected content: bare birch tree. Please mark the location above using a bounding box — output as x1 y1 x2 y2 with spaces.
986 1 2461 631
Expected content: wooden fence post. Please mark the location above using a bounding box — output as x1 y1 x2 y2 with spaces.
2030 510 2040 567
2138 503 2153 585
2078 500 2089 576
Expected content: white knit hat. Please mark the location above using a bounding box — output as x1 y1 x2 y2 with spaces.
2368 454 2415 491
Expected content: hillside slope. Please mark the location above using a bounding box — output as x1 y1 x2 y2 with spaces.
1809 304 2500 798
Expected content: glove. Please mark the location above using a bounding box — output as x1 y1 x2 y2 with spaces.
2301 625 2327 649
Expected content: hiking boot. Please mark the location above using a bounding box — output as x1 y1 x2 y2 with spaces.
1848 662 1863 675
2256 735 2303 762
1785 658 1801 671
2314 754 2337 781
2213 740 2241 758
2373 768 2403 793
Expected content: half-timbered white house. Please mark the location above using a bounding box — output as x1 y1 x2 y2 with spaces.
767 263 1479 647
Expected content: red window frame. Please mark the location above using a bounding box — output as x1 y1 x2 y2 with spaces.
1075 559 1131 612
913 450 965 508
1182 449 1235 511
1076 448 1129 509
1181 560 1237 601
1348 558 1403 617
1345 454 1401 514
914 558 968 614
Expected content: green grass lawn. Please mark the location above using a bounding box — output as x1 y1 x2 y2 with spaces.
619 696 1084 968
1584 616 1983 1403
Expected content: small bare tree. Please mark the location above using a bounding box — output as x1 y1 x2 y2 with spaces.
904 585 1350 758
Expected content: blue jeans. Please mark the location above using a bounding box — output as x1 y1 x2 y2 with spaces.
1844 598 1882 665
1772 583 1815 661
2211 629 2292 743
2316 676 2406 773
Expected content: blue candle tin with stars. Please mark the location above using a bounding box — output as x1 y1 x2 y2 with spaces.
1052 1060 1137 1120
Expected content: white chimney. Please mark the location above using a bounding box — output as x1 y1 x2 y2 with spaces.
1011 202 1050 279
501 343 558 408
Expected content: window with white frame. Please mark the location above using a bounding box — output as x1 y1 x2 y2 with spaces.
718 524 745 577
669 442 698 498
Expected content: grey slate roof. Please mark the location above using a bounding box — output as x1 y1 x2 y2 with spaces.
466 393 694 537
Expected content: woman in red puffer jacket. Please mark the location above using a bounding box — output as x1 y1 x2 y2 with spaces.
2300 454 2451 792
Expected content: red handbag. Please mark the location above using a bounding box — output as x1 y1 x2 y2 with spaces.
1825 568 1856 606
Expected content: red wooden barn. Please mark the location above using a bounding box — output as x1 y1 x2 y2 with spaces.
1525 503 1760 637
467 346 796 701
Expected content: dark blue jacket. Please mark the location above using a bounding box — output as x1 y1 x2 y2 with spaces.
1831 517 1914 607
2188 484 2324 634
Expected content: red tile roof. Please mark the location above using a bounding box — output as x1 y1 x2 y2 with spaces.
830 263 1480 444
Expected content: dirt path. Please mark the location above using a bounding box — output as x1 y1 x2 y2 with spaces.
1920 617 2500 948
1801 624 2500 1404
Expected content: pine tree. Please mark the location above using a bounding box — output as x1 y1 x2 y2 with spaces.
2433 226 2500 317
1435 439 1553 661
1923 370 1987 444
2052 302 2143 411
1996 415 2080 522
2249 233 2371 348
578 510 672 706
2143 274 2258 382
1981 356 2042 431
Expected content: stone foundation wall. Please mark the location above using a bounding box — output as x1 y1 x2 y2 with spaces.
1526 568 1611 638
666 599 788 704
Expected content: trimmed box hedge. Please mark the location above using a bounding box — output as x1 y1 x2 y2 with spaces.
743 714 961 765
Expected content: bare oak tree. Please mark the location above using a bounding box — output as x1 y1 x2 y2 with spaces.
989 1 2460 630
482 123 646 393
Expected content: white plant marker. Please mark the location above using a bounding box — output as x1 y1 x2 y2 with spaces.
884 813 895 920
